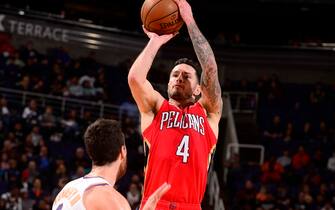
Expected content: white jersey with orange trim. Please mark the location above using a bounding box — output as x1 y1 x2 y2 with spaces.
52 176 111 210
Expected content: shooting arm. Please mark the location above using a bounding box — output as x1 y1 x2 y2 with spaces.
187 21 222 117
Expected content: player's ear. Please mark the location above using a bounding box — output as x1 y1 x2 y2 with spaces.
120 145 127 159
193 84 201 97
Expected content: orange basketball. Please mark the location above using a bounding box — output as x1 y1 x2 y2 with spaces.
141 0 184 35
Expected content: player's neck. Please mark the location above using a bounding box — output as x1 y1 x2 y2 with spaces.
169 98 195 109
88 164 118 186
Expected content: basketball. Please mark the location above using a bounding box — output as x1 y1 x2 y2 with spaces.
141 0 184 35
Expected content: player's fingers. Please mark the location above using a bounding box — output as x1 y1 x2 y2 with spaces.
173 0 182 6
173 31 180 37
142 25 148 33
151 182 171 202
143 183 170 210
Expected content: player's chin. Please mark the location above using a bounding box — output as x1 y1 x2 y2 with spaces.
170 92 185 101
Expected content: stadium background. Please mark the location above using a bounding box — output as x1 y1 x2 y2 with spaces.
0 0 335 209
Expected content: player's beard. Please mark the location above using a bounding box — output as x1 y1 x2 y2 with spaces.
168 87 192 101
116 156 127 181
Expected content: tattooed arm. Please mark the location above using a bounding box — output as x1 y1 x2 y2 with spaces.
175 0 222 122
188 21 222 116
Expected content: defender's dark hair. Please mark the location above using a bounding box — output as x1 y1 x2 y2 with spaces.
84 119 125 166
174 58 201 82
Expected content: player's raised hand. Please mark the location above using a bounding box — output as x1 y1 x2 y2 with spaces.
173 0 194 25
142 25 178 45
142 182 171 210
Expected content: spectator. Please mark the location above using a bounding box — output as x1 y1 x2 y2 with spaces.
13 121 24 143
327 152 335 172
0 184 23 210
21 160 39 186
22 99 39 126
267 75 283 106
31 78 46 93
0 97 11 126
29 178 45 201
37 146 51 176
39 106 57 131
263 114 284 141
71 147 90 172
119 95 139 123
63 76 83 97
50 73 65 96
80 110 95 131
256 185 274 209
6 159 21 185
292 145 310 174
25 126 44 154
301 121 314 141
0 97 10 116
70 165 85 180
52 162 68 187
316 120 330 150
61 109 80 137
310 82 326 105
127 183 141 209
12 51 25 68
277 150 292 169
260 156 284 184
79 75 96 99
21 189 34 210
17 75 31 91
234 179 257 209
19 41 38 62
275 184 292 209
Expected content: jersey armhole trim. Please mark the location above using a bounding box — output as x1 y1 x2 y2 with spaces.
142 99 168 137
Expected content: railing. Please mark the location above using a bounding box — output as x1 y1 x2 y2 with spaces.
206 94 235 210
221 93 239 162
222 91 260 184
0 87 120 119
224 143 265 182
226 91 258 120
207 169 225 210
226 143 265 165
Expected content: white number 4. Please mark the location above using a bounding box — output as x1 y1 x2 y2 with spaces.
176 135 190 163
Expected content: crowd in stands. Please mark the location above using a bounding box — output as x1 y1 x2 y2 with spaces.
223 75 335 210
1 31 335 210
0 96 144 210
0 34 144 209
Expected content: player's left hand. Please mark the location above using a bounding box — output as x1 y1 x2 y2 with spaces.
142 182 171 210
142 25 178 45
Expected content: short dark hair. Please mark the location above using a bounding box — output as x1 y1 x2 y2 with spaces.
84 119 125 166
174 58 201 82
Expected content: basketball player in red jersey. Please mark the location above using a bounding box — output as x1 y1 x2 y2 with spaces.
128 0 222 209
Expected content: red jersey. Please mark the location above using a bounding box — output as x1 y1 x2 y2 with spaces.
140 100 217 209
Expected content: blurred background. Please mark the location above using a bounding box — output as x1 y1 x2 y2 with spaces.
0 0 335 209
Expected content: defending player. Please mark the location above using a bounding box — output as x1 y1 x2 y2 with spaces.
52 119 170 210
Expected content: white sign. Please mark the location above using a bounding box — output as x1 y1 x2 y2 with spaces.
0 15 4 31
0 14 69 42
8 20 69 42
